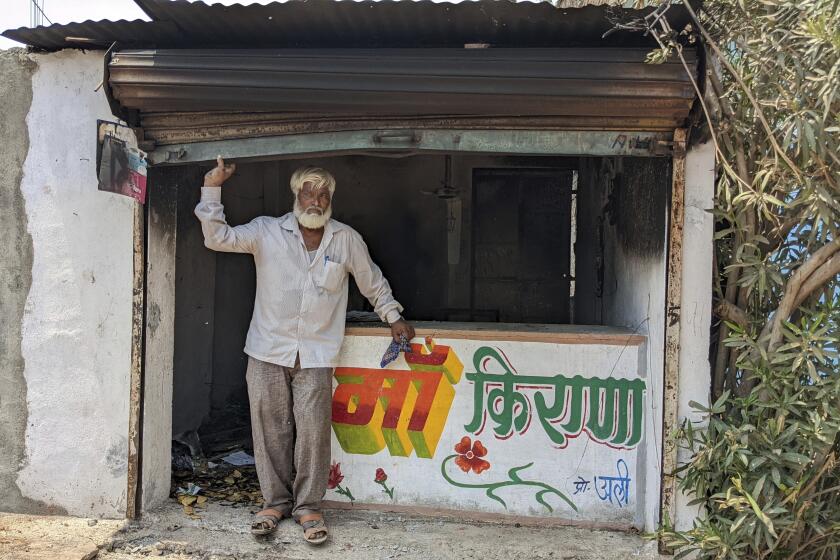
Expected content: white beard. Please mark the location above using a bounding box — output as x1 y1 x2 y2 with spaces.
294 198 332 229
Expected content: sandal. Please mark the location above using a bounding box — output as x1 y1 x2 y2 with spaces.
250 508 285 536
298 513 329 545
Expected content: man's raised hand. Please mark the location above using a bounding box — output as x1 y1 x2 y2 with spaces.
203 155 236 187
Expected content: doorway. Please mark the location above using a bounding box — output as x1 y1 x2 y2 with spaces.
163 153 581 509
471 168 574 323
140 144 672 529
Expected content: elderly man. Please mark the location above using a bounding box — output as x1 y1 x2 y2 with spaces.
195 157 414 545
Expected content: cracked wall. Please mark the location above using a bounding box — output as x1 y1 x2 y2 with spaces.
1 49 135 517
0 48 48 515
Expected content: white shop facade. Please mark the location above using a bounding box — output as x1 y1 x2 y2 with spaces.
2 0 714 534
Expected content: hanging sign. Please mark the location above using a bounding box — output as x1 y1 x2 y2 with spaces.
96 120 148 204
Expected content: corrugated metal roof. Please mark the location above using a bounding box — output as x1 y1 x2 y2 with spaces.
2 20 178 51
3 0 690 51
133 0 683 48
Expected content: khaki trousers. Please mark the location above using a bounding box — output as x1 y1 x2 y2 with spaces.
245 356 333 519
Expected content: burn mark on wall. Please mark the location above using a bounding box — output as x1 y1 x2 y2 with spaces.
604 158 669 259
147 302 162 336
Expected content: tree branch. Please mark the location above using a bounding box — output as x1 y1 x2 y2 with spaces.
712 255 741 398
793 254 840 311
762 238 840 351
738 240 840 396
683 1 804 183
714 299 749 330
762 216 799 253
645 19 749 190
708 67 735 120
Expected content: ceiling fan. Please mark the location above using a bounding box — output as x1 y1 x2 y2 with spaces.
421 155 459 199
421 155 462 265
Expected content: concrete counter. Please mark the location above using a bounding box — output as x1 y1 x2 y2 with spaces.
330 324 649 528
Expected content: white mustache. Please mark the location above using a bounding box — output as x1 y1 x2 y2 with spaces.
294 198 332 229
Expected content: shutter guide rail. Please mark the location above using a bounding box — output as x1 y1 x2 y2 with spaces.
148 129 672 165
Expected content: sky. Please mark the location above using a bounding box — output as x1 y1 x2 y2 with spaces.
0 0 285 49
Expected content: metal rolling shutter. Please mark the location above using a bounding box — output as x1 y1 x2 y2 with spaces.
106 48 697 144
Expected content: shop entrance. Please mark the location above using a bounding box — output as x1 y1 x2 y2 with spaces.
163 153 582 509
141 130 673 530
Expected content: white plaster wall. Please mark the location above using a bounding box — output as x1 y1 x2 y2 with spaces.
602 251 666 532
597 150 715 532
17 50 135 517
674 140 715 530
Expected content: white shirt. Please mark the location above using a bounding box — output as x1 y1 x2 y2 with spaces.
195 187 403 368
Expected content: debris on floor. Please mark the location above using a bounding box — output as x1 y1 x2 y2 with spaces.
220 450 255 466
171 446 264 518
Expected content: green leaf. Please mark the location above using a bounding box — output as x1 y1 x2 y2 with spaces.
749 456 768 470
780 452 811 465
751 475 766 499
807 360 820 383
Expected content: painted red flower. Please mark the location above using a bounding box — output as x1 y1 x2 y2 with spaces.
375 468 388 483
327 462 344 489
454 436 490 474
373 467 394 499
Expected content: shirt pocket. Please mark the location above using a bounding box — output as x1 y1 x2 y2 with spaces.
314 260 345 293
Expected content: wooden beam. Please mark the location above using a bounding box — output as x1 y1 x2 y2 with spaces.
141 168 183 512
126 199 145 519
345 322 645 346
659 128 687 541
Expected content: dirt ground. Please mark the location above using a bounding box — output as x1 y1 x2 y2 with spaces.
0 501 665 560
